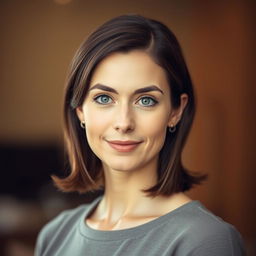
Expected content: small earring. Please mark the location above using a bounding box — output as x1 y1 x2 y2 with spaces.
80 121 86 129
169 124 176 133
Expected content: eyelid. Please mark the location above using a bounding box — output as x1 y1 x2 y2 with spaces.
93 93 113 99
93 93 114 104
136 95 159 107
137 94 158 100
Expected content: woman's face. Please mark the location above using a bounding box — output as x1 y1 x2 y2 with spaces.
76 50 187 174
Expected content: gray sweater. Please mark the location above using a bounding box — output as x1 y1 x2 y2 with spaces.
35 197 245 255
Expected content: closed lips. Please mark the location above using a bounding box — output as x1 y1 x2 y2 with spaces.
106 140 142 152
107 140 142 145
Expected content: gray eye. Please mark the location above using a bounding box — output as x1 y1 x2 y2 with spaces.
95 95 113 104
138 97 157 106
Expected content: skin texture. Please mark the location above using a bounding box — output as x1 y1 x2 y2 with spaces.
76 50 191 230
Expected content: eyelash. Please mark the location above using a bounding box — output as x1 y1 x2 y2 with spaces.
93 94 113 105
93 94 158 107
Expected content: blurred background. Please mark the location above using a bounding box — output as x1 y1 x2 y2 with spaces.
0 0 255 255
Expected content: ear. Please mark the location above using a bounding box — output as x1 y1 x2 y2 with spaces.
168 93 188 127
76 106 85 122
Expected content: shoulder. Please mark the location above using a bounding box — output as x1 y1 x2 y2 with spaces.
38 204 85 239
35 197 100 256
172 201 246 255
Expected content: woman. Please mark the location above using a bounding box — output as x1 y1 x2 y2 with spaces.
35 14 245 255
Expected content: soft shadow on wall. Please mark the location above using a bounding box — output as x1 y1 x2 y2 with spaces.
0 0 255 255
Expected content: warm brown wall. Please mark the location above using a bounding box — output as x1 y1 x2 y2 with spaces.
1 0 255 247
182 1 256 244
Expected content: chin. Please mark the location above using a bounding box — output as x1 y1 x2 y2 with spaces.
103 160 141 173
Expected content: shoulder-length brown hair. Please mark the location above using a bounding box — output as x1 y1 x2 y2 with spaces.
52 14 206 197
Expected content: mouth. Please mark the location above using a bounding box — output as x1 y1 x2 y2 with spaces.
106 140 142 153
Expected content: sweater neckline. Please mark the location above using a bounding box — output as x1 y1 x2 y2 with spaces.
79 196 201 241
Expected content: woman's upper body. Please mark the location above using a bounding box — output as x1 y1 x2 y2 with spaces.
36 14 246 255
35 194 245 256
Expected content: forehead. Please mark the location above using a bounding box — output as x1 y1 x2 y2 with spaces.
89 50 169 92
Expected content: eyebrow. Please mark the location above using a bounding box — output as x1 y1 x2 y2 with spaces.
89 83 164 95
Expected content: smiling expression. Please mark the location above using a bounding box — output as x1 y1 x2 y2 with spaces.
76 50 183 175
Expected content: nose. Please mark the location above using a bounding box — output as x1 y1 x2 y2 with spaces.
113 103 135 133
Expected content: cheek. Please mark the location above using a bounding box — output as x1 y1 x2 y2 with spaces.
139 110 169 149
83 107 112 145
84 106 110 128
140 110 169 136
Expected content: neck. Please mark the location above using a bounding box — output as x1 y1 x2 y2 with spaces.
100 164 157 220
90 163 192 229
